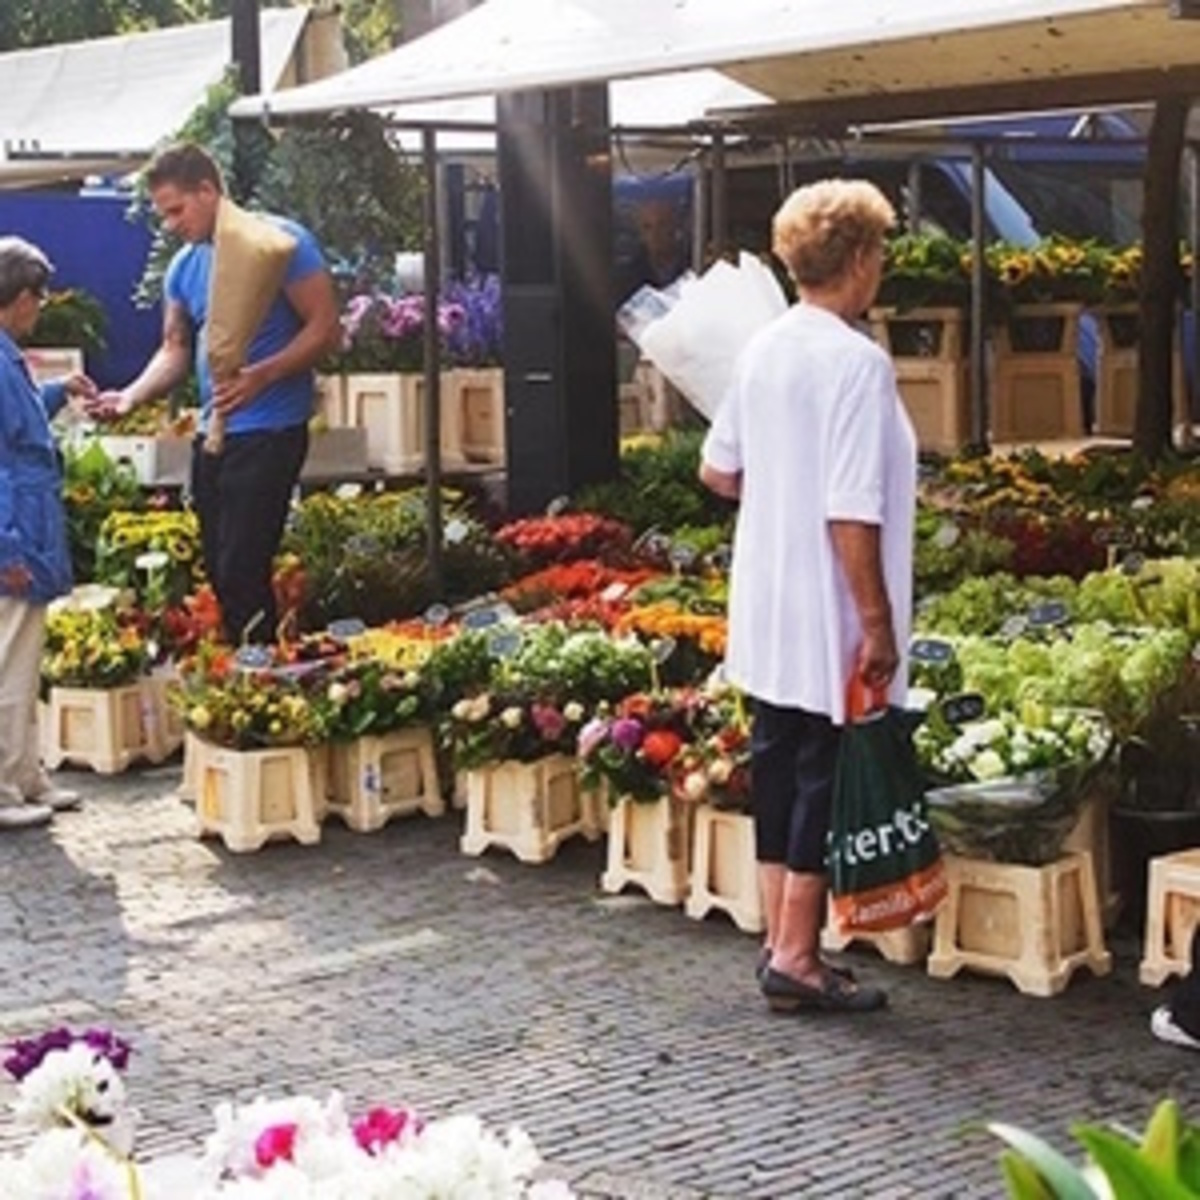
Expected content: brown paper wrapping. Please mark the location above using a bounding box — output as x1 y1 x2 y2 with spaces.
204 197 297 454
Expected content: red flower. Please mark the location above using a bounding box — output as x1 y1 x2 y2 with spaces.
640 729 683 769
254 1123 298 1169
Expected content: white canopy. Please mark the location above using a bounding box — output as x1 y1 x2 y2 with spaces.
232 0 1187 123
0 9 313 180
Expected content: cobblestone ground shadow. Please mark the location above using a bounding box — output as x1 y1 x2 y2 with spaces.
1 764 1197 1198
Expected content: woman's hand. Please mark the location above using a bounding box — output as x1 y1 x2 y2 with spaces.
0 562 32 594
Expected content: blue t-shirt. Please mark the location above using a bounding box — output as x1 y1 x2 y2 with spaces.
164 214 326 435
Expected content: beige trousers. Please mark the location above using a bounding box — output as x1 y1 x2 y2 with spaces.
0 596 51 806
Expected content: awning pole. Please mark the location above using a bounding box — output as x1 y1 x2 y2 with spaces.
970 142 989 451
711 130 727 261
423 127 445 598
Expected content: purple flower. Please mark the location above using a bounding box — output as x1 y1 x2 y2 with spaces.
4 1026 132 1081
610 717 644 752
577 717 608 759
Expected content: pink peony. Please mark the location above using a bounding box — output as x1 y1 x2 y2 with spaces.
353 1106 423 1154
254 1123 298 1170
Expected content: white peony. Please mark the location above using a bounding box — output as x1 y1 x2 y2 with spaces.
14 1042 126 1130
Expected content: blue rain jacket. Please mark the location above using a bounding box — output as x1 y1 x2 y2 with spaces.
0 330 72 604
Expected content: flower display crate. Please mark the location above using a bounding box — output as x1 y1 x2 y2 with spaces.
1063 782 1121 929
927 851 1110 997
40 681 175 774
195 742 326 853
1092 305 1187 438
990 303 1085 443
314 373 349 427
24 345 84 385
451 366 505 465
618 381 653 438
460 754 601 863
1139 849 1200 986
869 307 971 454
344 372 425 474
140 671 185 761
822 915 932 966
300 427 370 480
685 806 763 933
601 794 691 906
327 726 445 833
179 729 203 802
92 435 192 487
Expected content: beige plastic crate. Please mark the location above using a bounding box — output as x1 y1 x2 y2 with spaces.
822 912 932 966
344 373 425 473
1140 849 1200 987
685 806 764 933
928 852 1110 997
460 754 600 863
327 726 445 832
990 303 1085 442
94 435 192 487
40 682 167 774
195 742 325 853
601 794 691 906
454 367 506 465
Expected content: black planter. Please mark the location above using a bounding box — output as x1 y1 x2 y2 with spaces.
1110 806 1200 927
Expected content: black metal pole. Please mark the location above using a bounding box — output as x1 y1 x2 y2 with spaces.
970 142 989 450
711 131 727 262
423 128 445 598
1189 146 1199 447
231 0 261 95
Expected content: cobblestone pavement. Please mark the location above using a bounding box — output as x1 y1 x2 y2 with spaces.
1 763 1197 1199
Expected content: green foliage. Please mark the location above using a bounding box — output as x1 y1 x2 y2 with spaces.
59 441 146 582
876 232 971 312
28 288 108 354
574 431 733 536
992 1099 1200 1199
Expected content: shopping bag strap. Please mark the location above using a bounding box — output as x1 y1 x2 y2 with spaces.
846 675 889 723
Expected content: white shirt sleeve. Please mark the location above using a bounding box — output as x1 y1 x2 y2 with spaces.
701 373 743 474
825 350 896 525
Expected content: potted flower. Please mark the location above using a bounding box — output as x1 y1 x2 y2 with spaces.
870 232 974 454
328 290 468 473
320 658 445 831
442 274 506 465
39 604 166 775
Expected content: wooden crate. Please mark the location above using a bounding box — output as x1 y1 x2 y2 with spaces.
1140 849 1200 986
990 303 1085 442
327 726 444 833
928 852 1110 997
601 794 691 906
195 743 325 853
1093 305 1187 438
344 373 424 473
685 806 763 933
460 754 600 863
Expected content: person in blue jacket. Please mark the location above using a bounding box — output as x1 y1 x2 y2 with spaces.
91 142 340 645
0 237 96 828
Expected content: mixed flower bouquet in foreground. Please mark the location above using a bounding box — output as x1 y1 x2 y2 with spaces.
0 1029 572 1199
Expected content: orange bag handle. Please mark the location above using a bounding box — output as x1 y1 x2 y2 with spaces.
846 674 889 722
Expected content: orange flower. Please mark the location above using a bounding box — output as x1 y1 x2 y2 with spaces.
640 729 683 768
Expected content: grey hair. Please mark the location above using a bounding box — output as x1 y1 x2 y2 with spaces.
0 236 53 308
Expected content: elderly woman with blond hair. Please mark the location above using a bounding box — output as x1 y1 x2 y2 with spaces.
700 180 916 1014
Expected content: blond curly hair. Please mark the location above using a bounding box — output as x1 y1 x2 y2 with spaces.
772 180 896 289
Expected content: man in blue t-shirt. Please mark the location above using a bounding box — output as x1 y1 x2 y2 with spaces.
93 143 339 644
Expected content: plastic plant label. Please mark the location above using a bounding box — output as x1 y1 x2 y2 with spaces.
688 598 724 616
462 606 503 631
599 582 629 603
942 692 986 726
1092 526 1133 549
443 518 470 545
545 495 570 517
1130 495 1155 511
487 629 523 659
346 534 382 556
650 636 677 664
1121 552 1146 576
932 521 960 550
999 615 1029 640
328 617 367 640
235 645 273 670
669 543 698 570
704 545 733 573
1027 600 1070 628
423 603 451 627
910 637 955 664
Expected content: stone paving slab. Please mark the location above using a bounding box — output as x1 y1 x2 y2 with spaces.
1 762 1197 1198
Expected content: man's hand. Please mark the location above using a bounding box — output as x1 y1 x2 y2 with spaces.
86 389 134 422
212 363 269 416
0 562 32 594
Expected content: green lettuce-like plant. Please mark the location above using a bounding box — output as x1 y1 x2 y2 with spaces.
992 1098 1200 1198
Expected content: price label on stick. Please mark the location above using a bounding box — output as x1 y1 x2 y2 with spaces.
1000 615 1028 640
423 603 451 628
705 545 733 573
235 645 273 670
327 617 367 640
545 495 570 518
669 543 697 571
487 629 523 660
650 636 677 665
942 692 986 727
910 637 955 665
1092 526 1133 549
1027 600 1070 629
1121 552 1146 577
462 606 503 632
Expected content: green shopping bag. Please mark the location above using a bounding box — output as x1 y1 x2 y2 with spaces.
828 680 947 935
